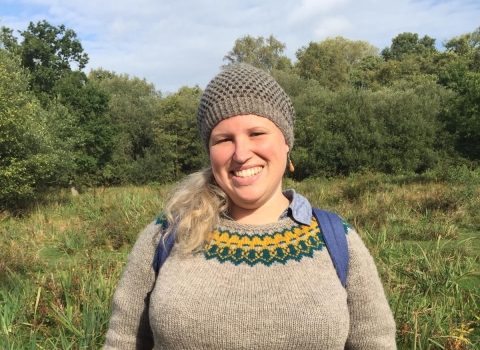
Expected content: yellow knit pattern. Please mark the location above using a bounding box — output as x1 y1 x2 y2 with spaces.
203 218 324 266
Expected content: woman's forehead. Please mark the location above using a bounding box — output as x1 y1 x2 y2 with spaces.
211 114 279 132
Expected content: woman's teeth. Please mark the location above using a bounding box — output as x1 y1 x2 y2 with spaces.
233 167 262 178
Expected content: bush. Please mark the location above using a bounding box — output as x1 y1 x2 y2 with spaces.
0 51 63 209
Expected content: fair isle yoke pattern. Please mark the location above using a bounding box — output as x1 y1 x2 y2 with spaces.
203 218 324 266
203 217 353 266
155 215 352 267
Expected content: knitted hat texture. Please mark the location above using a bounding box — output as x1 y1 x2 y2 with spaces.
197 63 295 153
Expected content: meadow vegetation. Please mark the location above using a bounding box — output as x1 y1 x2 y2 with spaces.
1 167 479 349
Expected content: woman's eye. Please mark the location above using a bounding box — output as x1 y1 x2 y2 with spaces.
250 132 264 137
216 138 230 144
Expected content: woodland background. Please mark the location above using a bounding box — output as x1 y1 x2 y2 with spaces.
1 20 480 211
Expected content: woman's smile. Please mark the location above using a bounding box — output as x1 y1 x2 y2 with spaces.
232 166 263 178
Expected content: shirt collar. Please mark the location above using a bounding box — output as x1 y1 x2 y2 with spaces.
221 189 312 226
280 189 312 225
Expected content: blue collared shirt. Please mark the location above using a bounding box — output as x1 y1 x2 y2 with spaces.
222 189 312 225
279 189 312 225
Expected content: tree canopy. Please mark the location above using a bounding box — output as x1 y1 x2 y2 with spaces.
222 35 292 72
381 32 437 61
1 22 480 209
295 37 379 90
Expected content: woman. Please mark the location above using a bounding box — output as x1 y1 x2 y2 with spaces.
104 63 397 349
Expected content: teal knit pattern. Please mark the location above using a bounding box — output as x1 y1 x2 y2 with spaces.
202 217 351 266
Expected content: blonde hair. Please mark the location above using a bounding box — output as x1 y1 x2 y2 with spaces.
162 168 228 253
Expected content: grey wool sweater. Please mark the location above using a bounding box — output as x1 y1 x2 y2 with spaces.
104 215 397 349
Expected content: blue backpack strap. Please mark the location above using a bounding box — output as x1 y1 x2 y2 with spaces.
153 217 176 277
312 207 349 288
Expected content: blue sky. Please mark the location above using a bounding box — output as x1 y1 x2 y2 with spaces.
1 0 478 93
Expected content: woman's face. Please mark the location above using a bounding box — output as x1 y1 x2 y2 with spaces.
209 114 289 213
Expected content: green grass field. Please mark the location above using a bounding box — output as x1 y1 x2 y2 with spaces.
1 168 479 349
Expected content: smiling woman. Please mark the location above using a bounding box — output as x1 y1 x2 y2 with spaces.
104 63 397 349
209 115 290 223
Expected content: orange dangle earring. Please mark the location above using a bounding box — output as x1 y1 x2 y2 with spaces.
288 153 294 172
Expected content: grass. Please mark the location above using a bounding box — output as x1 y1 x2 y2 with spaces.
1 167 479 349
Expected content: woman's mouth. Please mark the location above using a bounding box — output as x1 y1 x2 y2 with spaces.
232 167 263 178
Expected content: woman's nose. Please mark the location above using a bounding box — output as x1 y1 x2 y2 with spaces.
232 140 252 164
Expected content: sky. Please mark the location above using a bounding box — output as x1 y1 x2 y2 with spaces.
1 0 479 93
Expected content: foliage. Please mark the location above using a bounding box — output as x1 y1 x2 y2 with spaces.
438 68 480 160
90 69 163 184
53 71 116 182
444 26 480 56
0 26 19 53
0 50 64 209
1 21 115 188
349 54 385 89
272 69 321 100
3 21 480 211
381 32 437 61
15 20 88 102
295 37 379 91
295 40 347 90
290 78 453 179
223 34 292 72
154 86 208 181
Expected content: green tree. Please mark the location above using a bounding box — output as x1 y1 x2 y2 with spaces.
0 50 63 208
444 27 480 56
3 21 88 103
223 35 292 72
289 78 451 179
154 86 207 181
381 32 437 61
53 70 116 180
0 26 19 53
295 37 378 91
16 20 88 100
90 69 163 184
272 69 321 98
349 55 385 90
443 27 480 73
1 21 115 182
438 64 480 160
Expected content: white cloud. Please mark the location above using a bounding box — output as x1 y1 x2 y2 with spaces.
289 0 348 24
313 16 352 40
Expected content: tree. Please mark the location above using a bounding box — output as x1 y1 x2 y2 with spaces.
1 21 116 183
288 76 451 179
0 26 19 53
0 50 63 209
381 32 437 61
53 70 116 180
443 27 480 73
223 35 292 72
349 55 384 90
438 64 480 160
444 27 480 56
89 69 163 184
154 86 207 182
295 37 378 91
17 20 88 99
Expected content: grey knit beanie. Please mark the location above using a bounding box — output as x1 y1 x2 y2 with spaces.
197 63 295 153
